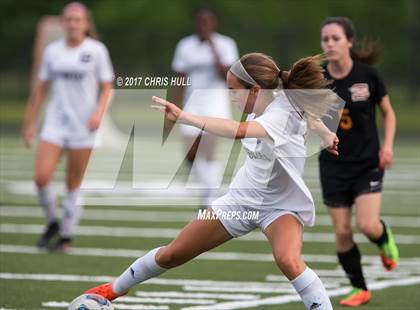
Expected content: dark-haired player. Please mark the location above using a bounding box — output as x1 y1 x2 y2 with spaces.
319 16 398 307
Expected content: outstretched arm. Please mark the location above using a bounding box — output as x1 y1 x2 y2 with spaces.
151 96 266 139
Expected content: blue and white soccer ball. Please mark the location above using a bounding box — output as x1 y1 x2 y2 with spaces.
68 294 114 310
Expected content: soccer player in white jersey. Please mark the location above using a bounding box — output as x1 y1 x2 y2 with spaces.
21 2 114 251
172 9 239 207
85 53 340 310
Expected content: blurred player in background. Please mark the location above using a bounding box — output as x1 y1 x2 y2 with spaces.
31 8 124 149
319 16 398 307
86 52 341 310
171 9 239 208
30 16 63 89
21 2 114 251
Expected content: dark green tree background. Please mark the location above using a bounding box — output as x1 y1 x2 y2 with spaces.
0 0 418 101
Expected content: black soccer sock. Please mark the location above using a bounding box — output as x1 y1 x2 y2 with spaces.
370 220 388 247
337 244 368 290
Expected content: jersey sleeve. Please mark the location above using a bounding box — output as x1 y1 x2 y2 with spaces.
38 47 52 81
371 68 387 104
220 38 239 66
96 44 115 82
172 40 188 73
252 108 290 146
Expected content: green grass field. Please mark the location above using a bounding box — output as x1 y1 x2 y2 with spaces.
0 127 419 310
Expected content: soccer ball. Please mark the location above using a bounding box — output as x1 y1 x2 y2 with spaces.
68 294 114 310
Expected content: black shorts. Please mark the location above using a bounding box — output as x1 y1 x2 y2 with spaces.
319 160 384 208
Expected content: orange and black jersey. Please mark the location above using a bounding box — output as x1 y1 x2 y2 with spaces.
320 60 387 165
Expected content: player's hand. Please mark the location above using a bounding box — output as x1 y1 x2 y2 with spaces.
151 96 183 123
321 131 339 156
22 123 36 148
379 146 393 170
87 112 102 131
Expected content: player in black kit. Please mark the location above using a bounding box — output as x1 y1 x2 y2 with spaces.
319 17 398 307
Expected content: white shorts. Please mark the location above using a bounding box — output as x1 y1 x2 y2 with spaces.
211 194 305 238
40 118 97 149
180 89 232 136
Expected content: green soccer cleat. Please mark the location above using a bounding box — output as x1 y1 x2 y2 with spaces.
340 287 372 307
380 223 399 271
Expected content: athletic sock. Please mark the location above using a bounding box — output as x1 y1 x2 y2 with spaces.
337 244 368 290
37 185 57 223
370 220 388 247
112 247 167 294
291 267 333 310
60 188 83 238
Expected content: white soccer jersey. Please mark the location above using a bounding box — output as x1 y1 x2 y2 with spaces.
39 37 114 138
228 92 316 226
172 33 238 127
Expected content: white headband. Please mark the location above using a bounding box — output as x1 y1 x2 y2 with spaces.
229 60 257 85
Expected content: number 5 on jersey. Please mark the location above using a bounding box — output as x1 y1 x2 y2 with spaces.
339 108 352 130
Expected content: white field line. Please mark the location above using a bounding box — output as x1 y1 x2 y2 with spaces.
181 285 299 294
133 292 260 300
115 297 217 305
0 207 196 223
82 193 420 208
3 153 418 164
3 271 417 293
3 166 418 182
2 171 418 184
2 272 419 310
1 206 419 228
7 192 417 207
1 244 420 265
4 180 419 199
42 301 169 310
0 272 315 289
265 268 420 282
177 262 420 292
114 297 216 305
81 197 202 205
182 281 343 292
180 277 420 310
78 187 420 206
2 148 418 174
2 157 418 172
5 180 204 198
2 155 418 174
1 223 419 244
1 269 418 296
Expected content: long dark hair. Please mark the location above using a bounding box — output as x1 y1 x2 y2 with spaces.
321 16 381 65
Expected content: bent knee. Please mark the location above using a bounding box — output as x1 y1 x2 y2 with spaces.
274 253 303 275
155 246 188 269
334 228 354 251
34 174 51 188
356 221 378 237
335 226 353 241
